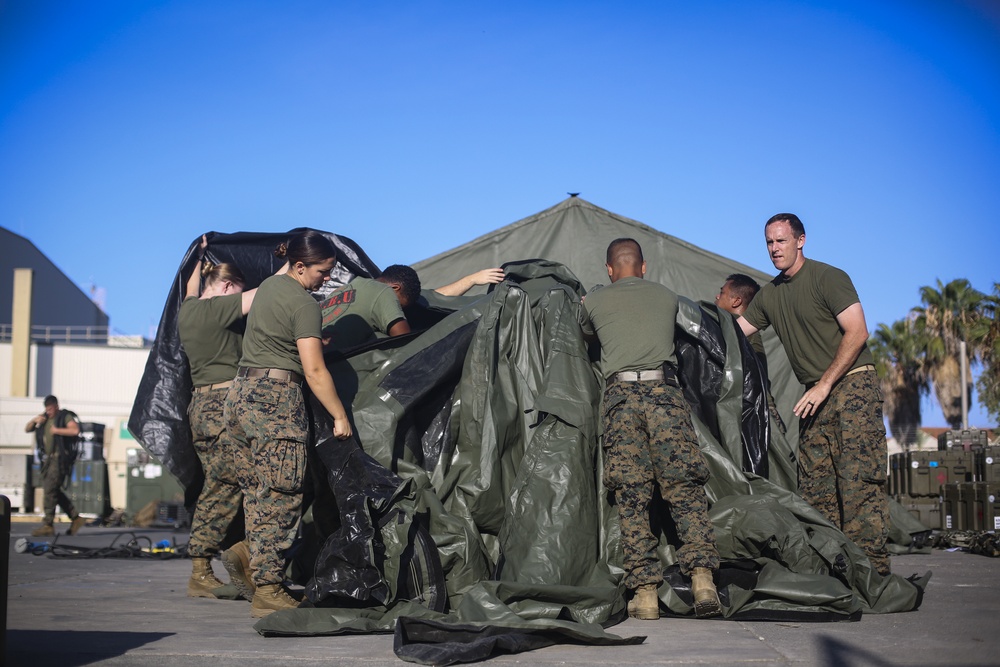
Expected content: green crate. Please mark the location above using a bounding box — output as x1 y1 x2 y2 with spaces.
977 447 1000 483
67 460 112 519
942 483 967 531
968 482 1000 532
125 448 184 518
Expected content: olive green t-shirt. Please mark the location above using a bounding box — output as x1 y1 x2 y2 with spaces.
42 410 79 457
240 274 322 375
178 293 244 387
742 258 874 385
319 277 406 352
580 276 678 379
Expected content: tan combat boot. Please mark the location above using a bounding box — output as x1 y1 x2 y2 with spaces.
691 567 722 618
68 516 86 536
31 524 55 537
250 583 300 618
221 540 256 602
628 583 660 620
188 557 227 598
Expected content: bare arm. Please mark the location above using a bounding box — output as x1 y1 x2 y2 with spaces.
297 337 352 440
387 319 411 337
27 415 80 436
737 315 759 338
25 414 45 432
185 260 202 300
434 268 505 297
53 419 80 438
794 302 869 418
183 235 209 299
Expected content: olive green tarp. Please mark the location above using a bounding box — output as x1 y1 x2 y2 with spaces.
256 260 927 665
129 207 928 665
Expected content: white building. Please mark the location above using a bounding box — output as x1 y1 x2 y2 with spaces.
1 226 154 512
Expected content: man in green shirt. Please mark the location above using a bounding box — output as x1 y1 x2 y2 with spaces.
580 238 721 620
319 264 421 352
25 395 85 537
738 213 889 576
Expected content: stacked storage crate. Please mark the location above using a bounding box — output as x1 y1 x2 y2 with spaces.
888 428 990 531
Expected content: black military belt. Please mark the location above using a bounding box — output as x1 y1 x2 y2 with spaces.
236 367 304 385
612 369 665 382
193 380 233 394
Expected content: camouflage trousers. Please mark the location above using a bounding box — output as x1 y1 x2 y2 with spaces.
603 379 720 590
224 375 308 586
798 370 890 575
187 386 243 559
40 454 77 525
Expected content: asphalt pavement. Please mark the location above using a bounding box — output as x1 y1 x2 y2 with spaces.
4 519 998 667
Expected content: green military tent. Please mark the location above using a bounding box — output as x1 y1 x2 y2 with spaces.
413 195 802 483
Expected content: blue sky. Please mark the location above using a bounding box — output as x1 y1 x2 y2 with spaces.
1 0 998 426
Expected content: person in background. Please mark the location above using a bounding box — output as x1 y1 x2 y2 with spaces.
224 230 352 618
179 236 286 600
580 238 722 620
737 213 889 575
25 395 85 537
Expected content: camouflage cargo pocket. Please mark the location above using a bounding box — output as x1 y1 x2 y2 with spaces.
602 392 628 491
260 438 306 494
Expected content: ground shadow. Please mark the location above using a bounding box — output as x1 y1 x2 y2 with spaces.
6 629 173 666
818 635 995 667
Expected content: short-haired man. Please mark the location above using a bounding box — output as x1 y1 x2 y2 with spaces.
715 272 786 436
715 273 765 361
580 238 722 619
319 264 421 352
737 213 889 575
25 395 86 537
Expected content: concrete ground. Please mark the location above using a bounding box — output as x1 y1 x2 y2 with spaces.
3 518 998 667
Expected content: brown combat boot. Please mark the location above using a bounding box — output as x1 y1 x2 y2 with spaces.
221 540 256 602
628 583 660 620
68 516 86 536
691 567 722 618
31 524 55 537
250 583 300 618
188 557 227 598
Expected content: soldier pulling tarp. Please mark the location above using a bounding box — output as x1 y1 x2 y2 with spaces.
130 229 928 666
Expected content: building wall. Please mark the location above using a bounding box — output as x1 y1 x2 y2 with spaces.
0 341 149 451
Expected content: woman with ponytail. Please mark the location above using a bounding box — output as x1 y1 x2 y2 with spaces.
179 236 284 600
223 230 351 618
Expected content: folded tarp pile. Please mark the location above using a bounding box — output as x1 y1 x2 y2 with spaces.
130 231 928 666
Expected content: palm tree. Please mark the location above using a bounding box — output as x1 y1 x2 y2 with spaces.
975 283 1000 423
913 279 988 428
870 318 929 449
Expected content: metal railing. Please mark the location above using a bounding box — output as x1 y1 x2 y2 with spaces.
0 325 151 348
